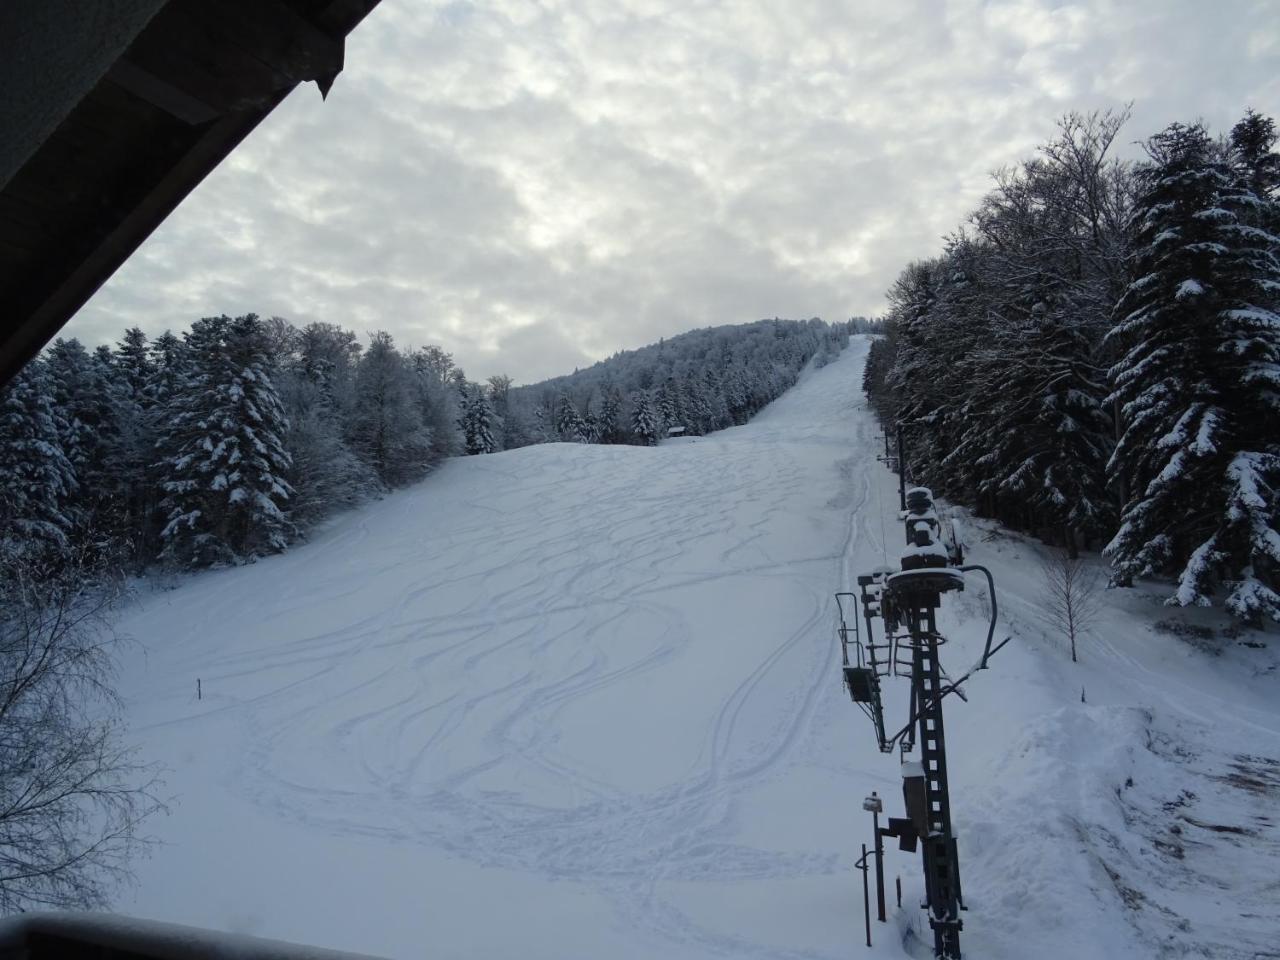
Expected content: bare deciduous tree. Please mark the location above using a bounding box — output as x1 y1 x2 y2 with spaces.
1040 548 1103 663
0 555 164 912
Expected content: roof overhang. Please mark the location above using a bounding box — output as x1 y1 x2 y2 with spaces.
0 0 383 386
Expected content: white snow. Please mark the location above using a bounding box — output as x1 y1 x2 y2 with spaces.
111 338 1280 959
1174 278 1204 299
901 540 949 559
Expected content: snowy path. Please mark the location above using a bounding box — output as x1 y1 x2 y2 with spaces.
115 338 1279 959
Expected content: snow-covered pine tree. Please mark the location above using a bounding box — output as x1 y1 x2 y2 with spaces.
581 399 601 444
460 385 496 455
883 260 942 450
146 330 186 408
867 111 1133 549
948 298 1114 545
1217 112 1280 619
348 332 433 486
109 329 183 563
554 393 573 440
407 347 460 461
656 378 679 436
296 322 361 409
631 390 660 446
284 396 381 529
722 365 751 424
500 320 829 443
448 367 468 396
45 340 107 496
45 338 130 550
555 394 587 442
681 373 711 436
115 327 152 402
598 383 622 444
0 360 76 562
276 325 381 530
949 118 1129 545
862 335 897 427
485 374 512 451
156 315 294 567
909 239 990 502
1230 110 1280 218
1105 121 1280 620
531 397 556 443
702 368 729 430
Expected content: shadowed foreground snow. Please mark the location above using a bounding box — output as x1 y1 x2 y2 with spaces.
116 338 1279 959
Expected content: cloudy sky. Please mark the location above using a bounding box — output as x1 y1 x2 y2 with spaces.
65 0 1278 383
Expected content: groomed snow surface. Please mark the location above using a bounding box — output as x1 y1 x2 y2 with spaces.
115 338 1279 959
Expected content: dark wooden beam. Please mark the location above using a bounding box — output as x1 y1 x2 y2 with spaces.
106 58 221 125
0 0 383 388
6 97 289 383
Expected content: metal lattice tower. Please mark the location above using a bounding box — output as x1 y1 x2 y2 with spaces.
837 457 1005 960
898 591 963 957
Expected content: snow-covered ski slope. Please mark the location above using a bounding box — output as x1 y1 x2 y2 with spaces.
116 337 1279 959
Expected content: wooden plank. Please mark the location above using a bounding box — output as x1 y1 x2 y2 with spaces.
106 58 219 125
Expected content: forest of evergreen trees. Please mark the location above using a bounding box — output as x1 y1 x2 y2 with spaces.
863 109 1280 623
0 315 849 572
507 318 853 447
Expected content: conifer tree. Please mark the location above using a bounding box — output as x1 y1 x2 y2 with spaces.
460 386 496 455
532 397 556 443
277 326 380 531
348 332 433 486
45 340 110 496
555 394 587 442
407 347 461 461
862 335 897 427
1229 110 1280 212
1106 122 1280 619
296 322 361 410
681 374 711 435
484 375 512 451
284 395 381 528
45 339 128 548
581 399 602 444
598 383 623 444
702 368 729 430
0 361 75 561
631 390 660 446
114 327 152 402
156 315 294 567
723 365 751 424
146 331 186 409
656 378 679 435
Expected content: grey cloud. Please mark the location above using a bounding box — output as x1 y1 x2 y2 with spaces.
66 0 1278 381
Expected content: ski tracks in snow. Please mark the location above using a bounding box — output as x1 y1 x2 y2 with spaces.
120 341 882 957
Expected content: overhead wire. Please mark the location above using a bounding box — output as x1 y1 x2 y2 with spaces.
873 434 890 568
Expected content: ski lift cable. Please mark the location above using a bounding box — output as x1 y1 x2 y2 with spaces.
878 564 1007 750
873 448 890 567
881 633 1013 750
